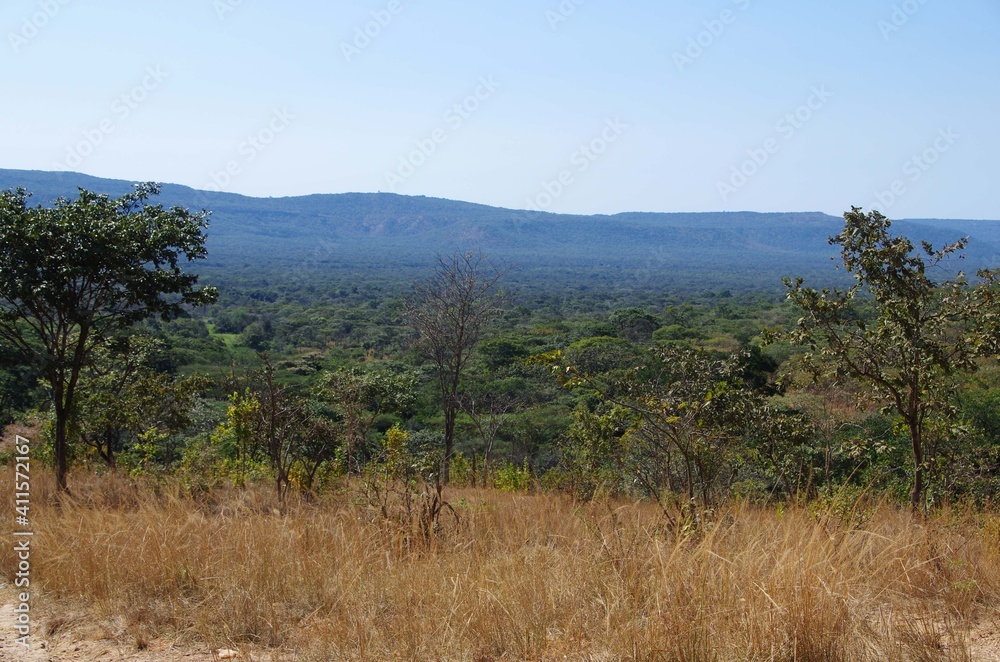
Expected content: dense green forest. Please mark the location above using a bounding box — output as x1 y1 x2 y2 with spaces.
2 181 1000 513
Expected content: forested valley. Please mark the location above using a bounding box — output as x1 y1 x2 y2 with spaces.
3 182 1000 659
3 183 998 509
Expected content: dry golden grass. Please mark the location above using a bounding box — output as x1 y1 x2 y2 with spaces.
2 471 1000 660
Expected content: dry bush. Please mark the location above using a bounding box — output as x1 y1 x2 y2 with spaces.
1 470 999 660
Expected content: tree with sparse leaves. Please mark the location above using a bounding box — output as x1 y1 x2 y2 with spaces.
316 367 416 474
220 355 337 499
404 252 507 483
0 184 217 492
782 207 999 510
549 345 776 513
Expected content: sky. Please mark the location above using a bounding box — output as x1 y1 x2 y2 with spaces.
2 0 998 219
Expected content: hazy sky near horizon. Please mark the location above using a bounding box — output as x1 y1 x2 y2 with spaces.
2 0 998 218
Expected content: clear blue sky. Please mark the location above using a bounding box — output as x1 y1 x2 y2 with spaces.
2 0 998 218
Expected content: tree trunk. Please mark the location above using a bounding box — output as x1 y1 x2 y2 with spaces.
443 402 455 484
104 429 116 470
53 402 69 494
909 418 924 512
684 452 694 503
346 431 355 475
482 445 492 489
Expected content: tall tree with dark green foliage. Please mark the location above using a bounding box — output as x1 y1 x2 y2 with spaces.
0 184 217 492
783 207 998 510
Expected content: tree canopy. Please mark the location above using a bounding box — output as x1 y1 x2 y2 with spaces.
0 183 217 491
782 207 997 510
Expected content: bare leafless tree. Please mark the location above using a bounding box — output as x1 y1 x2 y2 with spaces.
404 252 507 482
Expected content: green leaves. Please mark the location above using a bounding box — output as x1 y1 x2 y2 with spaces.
782 207 998 509
0 183 218 491
315 366 417 472
0 184 217 341
553 342 790 506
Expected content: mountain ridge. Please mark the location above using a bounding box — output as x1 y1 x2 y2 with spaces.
2 169 997 292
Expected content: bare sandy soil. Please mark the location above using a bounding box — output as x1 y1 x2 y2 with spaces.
0 587 232 662
3 581 1000 662
966 620 1000 662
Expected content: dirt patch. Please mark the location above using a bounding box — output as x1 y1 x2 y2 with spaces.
967 618 1000 661
0 586 242 661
